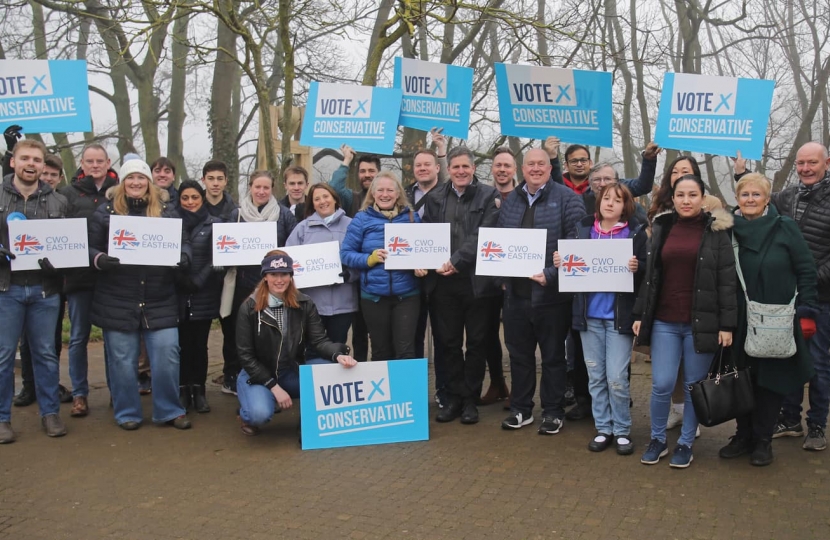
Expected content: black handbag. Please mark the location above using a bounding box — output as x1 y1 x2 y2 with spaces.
689 347 755 427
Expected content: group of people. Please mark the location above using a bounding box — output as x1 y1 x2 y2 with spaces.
1 122 827 471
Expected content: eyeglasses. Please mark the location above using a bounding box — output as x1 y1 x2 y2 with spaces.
590 176 616 186
568 158 590 165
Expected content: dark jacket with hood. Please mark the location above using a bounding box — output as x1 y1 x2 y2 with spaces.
206 191 237 223
633 209 738 353
59 168 120 293
421 177 501 298
88 188 185 331
177 206 224 322
236 292 349 387
280 195 305 223
571 215 649 334
0 175 68 295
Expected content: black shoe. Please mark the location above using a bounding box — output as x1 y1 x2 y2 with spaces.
221 374 238 396
436 398 462 423
138 372 152 395
119 421 141 431
719 435 753 459
58 384 73 404
538 416 564 435
193 385 211 413
179 385 192 410
750 439 774 466
588 433 613 452
615 435 634 456
565 398 592 421
13 386 36 407
460 401 479 425
564 385 576 407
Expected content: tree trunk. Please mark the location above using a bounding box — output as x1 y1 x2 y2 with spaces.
167 8 191 181
209 0 240 195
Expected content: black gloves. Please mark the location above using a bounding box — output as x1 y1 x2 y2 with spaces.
338 268 351 282
97 254 121 271
0 246 16 265
37 257 58 274
177 253 191 271
4 125 22 151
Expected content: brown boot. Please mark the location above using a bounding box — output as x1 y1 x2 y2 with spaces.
479 379 510 406
70 396 89 417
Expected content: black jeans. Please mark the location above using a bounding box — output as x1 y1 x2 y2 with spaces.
430 276 492 401
361 294 420 361
221 284 255 379
736 383 785 442
416 290 446 390
351 305 369 362
484 295 505 383
570 328 590 400
19 295 65 389
503 294 571 418
306 313 353 360
179 319 212 386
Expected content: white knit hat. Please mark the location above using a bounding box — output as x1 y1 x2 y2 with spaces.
120 159 152 180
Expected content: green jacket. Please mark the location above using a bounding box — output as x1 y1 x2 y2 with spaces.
731 204 816 395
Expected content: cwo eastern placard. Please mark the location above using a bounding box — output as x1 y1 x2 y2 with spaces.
299 359 429 450
108 215 182 266
475 227 547 278
393 58 473 140
282 240 343 289
383 223 451 270
654 73 774 160
212 222 279 266
494 63 613 147
0 60 92 133
300 82 402 155
8 218 89 271
557 239 633 293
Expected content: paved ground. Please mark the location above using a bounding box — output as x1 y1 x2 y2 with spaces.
2 331 829 539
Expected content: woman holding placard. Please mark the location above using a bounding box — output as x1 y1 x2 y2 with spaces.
88 159 191 430
286 183 357 352
555 183 648 456
340 171 421 361
236 250 356 436
717 173 817 466
220 171 297 395
175 181 225 413
632 174 736 468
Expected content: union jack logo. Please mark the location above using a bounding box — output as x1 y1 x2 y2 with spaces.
561 254 589 276
292 260 304 274
387 236 412 254
215 235 239 253
13 234 44 254
111 229 140 250
480 241 506 261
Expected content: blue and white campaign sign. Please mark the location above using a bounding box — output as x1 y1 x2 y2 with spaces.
8 218 89 271
654 73 774 160
494 63 613 147
299 359 429 450
108 215 182 266
393 58 473 140
384 223 451 270
282 240 343 289
475 227 547 278
212 222 279 266
0 60 91 133
300 82 402 155
557 239 633 293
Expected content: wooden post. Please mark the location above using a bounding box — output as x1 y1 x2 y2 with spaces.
257 105 312 174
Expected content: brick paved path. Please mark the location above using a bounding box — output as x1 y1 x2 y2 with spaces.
2 332 828 539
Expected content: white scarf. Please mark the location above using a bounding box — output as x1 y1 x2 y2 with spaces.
239 194 281 223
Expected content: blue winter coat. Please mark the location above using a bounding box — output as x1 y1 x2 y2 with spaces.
340 206 421 298
497 181 586 306
286 208 358 316
571 215 649 334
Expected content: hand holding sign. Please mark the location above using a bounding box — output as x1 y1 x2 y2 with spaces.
732 150 747 175
336 355 357 367
544 136 560 159
430 128 446 155
643 142 661 160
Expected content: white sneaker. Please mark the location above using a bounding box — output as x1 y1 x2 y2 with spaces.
696 425 701 439
667 407 683 430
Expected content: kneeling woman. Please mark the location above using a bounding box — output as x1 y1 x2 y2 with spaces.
633 174 737 468
236 251 357 435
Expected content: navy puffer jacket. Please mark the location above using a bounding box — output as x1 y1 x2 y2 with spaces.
178 210 224 321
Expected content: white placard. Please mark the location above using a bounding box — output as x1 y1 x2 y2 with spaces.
557 239 633 292
282 241 344 289
383 223 451 270
8 218 89 271
212 222 279 266
108 215 182 266
474 227 547 277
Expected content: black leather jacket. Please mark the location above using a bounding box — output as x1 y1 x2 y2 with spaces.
236 292 349 387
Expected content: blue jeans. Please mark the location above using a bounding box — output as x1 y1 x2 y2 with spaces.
0 284 61 421
782 302 830 429
581 319 633 436
649 321 713 447
237 359 331 426
103 327 184 425
67 290 96 397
